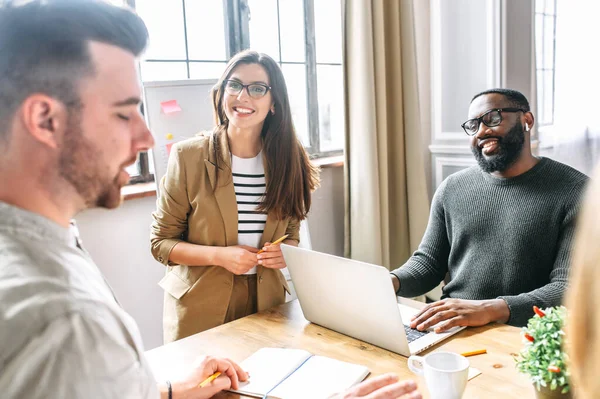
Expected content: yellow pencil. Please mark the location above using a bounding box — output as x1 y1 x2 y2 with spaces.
198 372 221 388
258 234 289 254
461 349 487 357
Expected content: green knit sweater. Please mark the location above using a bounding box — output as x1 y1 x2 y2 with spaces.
391 157 588 326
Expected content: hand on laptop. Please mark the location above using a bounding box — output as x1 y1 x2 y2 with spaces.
256 241 287 269
410 298 510 333
330 374 421 399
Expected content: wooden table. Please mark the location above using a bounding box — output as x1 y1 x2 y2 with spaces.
146 299 534 398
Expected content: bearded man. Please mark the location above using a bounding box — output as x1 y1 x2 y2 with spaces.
390 88 588 330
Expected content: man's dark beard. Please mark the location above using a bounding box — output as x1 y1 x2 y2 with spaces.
471 120 525 173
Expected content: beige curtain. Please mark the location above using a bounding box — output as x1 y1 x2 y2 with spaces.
343 0 431 270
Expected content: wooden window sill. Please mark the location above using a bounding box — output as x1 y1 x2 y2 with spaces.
312 155 344 168
122 182 157 201
122 156 344 202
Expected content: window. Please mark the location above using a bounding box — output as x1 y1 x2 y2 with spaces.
134 0 229 81
534 0 557 127
133 0 344 170
101 0 153 183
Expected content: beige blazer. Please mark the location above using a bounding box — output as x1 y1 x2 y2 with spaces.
150 131 299 343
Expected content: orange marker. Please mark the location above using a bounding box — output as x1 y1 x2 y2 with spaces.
461 349 487 357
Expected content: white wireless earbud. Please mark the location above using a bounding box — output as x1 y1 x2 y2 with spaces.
525 123 530 132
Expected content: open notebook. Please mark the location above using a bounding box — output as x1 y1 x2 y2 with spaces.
228 348 370 399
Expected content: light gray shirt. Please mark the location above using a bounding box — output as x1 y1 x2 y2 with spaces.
0 201 159 398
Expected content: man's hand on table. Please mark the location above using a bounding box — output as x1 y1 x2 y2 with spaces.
410 298 510 333
331 374 421 399
164 355 249 399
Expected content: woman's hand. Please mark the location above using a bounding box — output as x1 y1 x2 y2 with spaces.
217 246 258 275
257 242 287 269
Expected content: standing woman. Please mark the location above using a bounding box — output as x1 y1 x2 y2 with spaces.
151 50 320 342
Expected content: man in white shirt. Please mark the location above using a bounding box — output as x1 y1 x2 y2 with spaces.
0 1 420 399
0 1 249 398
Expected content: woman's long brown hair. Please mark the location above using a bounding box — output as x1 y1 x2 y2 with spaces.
210 50 320 221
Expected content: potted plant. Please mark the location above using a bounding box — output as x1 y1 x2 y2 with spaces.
515 306 570 398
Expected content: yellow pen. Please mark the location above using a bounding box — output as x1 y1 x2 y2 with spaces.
461 349 487 357
257 234 289 254
198 372 221 388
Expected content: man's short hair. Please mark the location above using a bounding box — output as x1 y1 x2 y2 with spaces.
471 88 531 112
0 0 149 140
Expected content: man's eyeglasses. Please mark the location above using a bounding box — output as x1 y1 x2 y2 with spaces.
461 108 527 136
224 79 271 99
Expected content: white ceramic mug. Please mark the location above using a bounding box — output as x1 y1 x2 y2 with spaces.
407 351 469 399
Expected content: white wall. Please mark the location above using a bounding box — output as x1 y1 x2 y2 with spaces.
429 0 502 191
504 0 535 98
429 0 535 191
306 166 345 256
76 196 165 349
76 166 344 350
439 0 490 133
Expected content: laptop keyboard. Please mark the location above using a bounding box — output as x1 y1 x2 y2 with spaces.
404 324 430 343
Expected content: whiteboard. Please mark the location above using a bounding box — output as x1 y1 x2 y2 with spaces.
143 78 217 191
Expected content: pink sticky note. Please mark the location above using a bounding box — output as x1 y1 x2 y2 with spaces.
160 100 181 114
166 142 174 156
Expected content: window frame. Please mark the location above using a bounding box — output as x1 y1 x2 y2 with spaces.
241 0 344 158
124 0 154 184
128 0 343 185
534 0 558 128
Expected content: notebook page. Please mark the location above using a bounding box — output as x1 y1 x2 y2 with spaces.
269 355 370 399
229 348 312 398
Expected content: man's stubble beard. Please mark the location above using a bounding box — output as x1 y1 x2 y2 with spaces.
58 109 123 210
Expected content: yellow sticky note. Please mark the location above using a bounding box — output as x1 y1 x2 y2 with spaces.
165 133 173 140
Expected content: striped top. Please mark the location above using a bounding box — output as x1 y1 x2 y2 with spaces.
232 152 267 275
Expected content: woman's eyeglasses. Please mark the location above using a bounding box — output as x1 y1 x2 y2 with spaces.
224 79 271 99
461 108 526 136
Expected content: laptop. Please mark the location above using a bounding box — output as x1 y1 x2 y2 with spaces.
281 244 465 356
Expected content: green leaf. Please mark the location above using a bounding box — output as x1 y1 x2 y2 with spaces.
514 306 570 391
